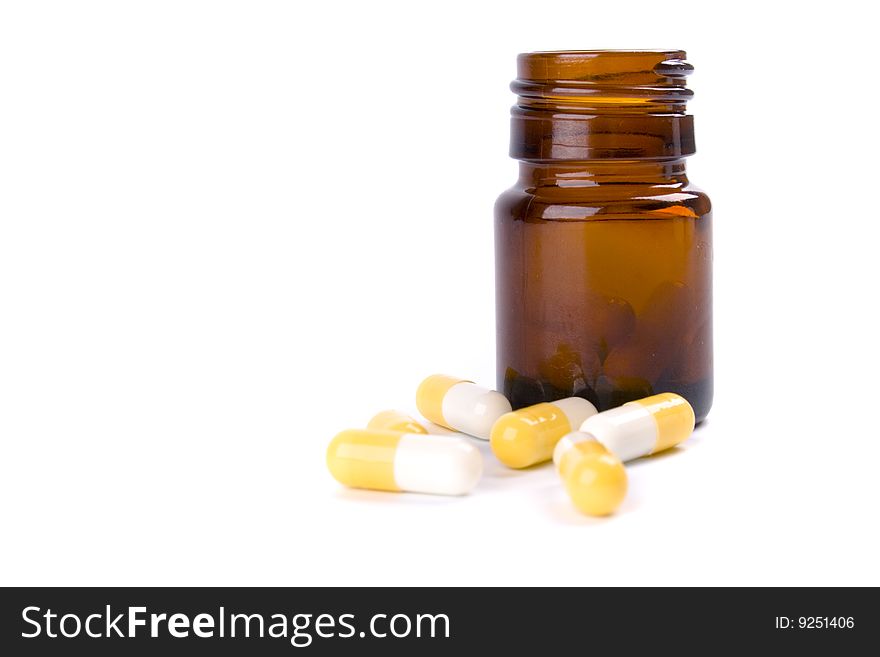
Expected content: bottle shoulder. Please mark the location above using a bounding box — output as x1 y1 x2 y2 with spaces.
495 182 711 221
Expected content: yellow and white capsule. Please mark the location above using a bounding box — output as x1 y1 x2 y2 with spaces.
554 392 696 466
490 397 598 469
367 410 428 435
416 374 512 440
557 438 628 516
327 429 482 496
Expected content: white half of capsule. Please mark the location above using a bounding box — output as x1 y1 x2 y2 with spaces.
554 402 659 466
441 381 512 440
395 434 483 495
551 397 599 428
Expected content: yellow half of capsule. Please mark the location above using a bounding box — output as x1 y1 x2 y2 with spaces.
415 374 470 427
558 441 628 516
327 429 402 492
367 410 428 435
631 392 696 453
490 402 573 469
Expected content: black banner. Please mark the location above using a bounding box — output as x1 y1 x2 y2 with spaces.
0 587 873 654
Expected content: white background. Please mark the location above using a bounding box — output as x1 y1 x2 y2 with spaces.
1 0 878 586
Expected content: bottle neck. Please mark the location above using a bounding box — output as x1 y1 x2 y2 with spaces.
518 160 690 188
510 51 696 163
510 113 695 162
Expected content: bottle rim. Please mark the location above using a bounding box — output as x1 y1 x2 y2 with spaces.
523 49 684 55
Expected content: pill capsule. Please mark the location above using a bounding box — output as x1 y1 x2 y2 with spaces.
504 368 554 409
490 397 598 469
603 281 693 387
593 295 637 353
557 438 628 516
416 374 512 440
554 392 695 465
538 344 600 396
367 410 428 435
327 429 482 496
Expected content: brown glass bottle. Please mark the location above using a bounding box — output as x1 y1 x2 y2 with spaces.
495 50 712 421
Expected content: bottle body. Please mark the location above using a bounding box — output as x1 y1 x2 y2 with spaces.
495 51 713 421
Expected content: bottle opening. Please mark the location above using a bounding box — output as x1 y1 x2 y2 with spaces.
514 49 693 112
